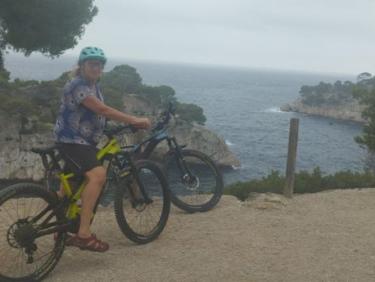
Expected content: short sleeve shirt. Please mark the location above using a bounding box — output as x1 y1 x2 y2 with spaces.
54 76 106 146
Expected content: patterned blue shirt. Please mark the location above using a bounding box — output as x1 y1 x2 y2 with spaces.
54 76 106 146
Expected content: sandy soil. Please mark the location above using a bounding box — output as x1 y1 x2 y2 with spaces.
44 189 375 282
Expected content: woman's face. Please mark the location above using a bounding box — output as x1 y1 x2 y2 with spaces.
81 59 104 82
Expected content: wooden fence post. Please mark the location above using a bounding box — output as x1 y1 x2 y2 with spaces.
284 118 299 198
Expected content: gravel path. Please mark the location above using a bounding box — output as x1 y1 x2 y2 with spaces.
45 189 375 282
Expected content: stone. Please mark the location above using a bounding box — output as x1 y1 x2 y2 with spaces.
243 193 288 209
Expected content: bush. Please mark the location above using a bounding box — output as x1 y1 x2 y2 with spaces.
139 85 176 107
101 64 142 94
175 102 206 125
299 81 355 107
224 167 375 201
224 170 284 201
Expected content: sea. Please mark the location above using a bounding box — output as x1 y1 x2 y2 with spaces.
4 54 366 185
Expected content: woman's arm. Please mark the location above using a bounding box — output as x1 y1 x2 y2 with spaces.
82 95 151 128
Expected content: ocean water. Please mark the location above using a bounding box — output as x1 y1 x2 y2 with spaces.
5 54 365 184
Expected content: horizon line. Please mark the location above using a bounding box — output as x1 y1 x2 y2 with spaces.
6 51 358 78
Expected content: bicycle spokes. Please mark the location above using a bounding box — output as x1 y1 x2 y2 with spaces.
167 154 218 206
121 167 165 236
0 192 63 280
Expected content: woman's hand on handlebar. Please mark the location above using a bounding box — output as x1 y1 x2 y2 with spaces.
130 117 151 129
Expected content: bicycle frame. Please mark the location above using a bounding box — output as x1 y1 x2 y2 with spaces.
28 136 129 240
31 122 174 239
136 128 180 158
57 137 121 219
133 104 189 173
134 128 195 182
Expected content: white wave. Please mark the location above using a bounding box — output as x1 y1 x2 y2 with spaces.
264 107 284 113
231 165 241 170
225 140 234 146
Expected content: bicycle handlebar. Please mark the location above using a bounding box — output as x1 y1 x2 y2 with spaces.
103 124 138 138
104 102 176 136
151 102 176 132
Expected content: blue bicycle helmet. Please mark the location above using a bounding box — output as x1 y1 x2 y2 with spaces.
78 46 107 65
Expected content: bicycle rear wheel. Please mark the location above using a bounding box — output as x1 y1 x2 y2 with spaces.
0 183 65 282
164 149 223 213
113 160 170 244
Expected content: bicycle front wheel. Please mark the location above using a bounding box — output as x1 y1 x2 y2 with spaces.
0 183 65 282
113 160 170 244
164 149 224 213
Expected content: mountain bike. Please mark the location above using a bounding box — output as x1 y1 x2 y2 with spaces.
128 103 224 213
0 125 170 282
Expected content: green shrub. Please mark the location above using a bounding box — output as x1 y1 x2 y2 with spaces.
224 167 375 201
101 65 142 94
175 102 206 125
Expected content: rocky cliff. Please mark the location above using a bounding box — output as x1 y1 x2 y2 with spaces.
0 95 240 181
280 98 366 123
0 64 240 182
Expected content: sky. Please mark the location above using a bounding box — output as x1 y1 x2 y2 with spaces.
23 0 375 74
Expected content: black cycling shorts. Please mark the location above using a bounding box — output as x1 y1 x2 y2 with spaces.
57 143 101 175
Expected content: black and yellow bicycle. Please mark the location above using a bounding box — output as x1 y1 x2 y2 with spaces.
0 125 170 282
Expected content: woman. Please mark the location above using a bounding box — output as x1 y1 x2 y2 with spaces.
54 46 151 252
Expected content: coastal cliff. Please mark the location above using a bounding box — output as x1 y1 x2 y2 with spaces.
280 77 369 123
281 98 365 123
0 65 240 181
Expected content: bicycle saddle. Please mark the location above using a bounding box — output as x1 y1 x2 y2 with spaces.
31 145 60 155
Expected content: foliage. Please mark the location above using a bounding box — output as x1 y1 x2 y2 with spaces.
352 82 375 151
299 81 355 107
0 64 207 131
224 167 375 201
101 64 206 124
139 85 176 107
101 65 143 94
175 102 206 125
298 73 375 153
357 72 372 82
224 171 285 201
0 67 10 87
0 0 97 57
299 73 375 108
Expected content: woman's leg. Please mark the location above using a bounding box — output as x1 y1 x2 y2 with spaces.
56 183 65 198
78 166 106 238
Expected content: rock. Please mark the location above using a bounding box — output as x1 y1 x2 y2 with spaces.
242 193 288 209
281 98 366 123
168 121 240 167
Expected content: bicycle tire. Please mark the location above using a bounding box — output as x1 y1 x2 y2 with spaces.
113 160 170 244
164 149 223 213
0 183 66 282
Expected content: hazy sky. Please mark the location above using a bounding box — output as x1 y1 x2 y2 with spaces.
56 0 375 74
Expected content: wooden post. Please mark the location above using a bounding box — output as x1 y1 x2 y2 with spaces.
284 118 299 198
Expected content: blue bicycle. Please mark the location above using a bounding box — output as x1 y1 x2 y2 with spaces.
109 103 224 213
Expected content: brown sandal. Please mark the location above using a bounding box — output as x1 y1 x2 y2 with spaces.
69 233 109 252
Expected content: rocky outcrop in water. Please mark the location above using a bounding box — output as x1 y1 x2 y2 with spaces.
281 98 365 123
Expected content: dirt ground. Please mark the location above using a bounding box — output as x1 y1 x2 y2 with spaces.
45 189 375 282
